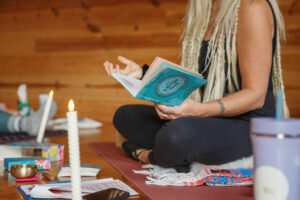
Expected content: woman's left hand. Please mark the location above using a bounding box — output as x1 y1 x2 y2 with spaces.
155 99 201 120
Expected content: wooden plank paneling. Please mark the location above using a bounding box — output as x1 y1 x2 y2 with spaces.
0 0 299 123
34 34 180 52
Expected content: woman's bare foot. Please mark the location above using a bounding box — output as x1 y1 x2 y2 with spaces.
132 149 152 164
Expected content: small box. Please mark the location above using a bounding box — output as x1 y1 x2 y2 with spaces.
8 142 64 161
4 157 51 171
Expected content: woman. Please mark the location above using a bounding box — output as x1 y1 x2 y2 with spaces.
103 0 289 170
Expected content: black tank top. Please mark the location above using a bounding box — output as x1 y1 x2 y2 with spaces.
198 0 276 120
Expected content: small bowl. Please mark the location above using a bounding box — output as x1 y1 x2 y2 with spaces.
10 164 38 179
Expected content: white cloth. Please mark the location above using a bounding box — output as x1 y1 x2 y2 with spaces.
133 156 254 186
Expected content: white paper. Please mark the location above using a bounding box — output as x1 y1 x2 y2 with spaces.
58 166 101 177
30 185 86 199
20 178 138 199
47 118 102 131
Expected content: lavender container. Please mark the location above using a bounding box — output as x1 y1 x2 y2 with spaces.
251 117 300 200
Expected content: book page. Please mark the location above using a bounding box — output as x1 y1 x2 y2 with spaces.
22 178 138 199
142 57 162 84
58 166 101 177
142 57 203 88
112 73 141 96
144 57 200 77
156 57 200 74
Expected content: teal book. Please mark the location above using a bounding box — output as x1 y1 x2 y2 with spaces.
112 57 207 106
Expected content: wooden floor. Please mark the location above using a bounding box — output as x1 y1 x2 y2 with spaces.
0 122 149 200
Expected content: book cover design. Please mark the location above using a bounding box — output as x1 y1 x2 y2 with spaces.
5 157 51 171
112 57 207 106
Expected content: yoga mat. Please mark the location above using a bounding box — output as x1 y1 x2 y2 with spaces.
0 130 67 144
89 142 254 200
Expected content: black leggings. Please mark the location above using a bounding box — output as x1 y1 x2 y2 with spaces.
113 104 252 168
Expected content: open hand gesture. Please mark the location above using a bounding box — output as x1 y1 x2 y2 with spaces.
103 56 143 79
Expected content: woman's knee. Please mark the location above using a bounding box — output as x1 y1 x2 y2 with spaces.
113 104 154 128
156 118 188 145
113 105 130 129
153 118 191 166
113 104 157 143
158 117 195 138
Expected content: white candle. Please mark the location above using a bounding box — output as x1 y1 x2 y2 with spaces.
67 99 82 200
36 90 53 143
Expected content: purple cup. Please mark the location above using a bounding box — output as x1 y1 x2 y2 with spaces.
251 117 300 200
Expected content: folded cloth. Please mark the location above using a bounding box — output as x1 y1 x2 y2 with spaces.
193 168 253 186
133 164 253 186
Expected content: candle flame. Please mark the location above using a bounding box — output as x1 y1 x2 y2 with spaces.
68 99 75 111
49 90 54 97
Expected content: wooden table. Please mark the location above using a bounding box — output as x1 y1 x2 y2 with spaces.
0 122 149 200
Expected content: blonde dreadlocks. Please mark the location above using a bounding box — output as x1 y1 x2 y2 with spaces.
181 0 289 118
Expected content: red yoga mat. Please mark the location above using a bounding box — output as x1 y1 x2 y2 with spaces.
89 142 254 200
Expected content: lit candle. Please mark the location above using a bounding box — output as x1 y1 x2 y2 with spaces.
67 99 82 200
36 90 54 143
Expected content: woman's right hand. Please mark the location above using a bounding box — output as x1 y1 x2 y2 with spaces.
103 56 143 79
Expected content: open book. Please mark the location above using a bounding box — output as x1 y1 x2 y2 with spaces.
112 57 207 106
17 178 138 199
58 163 102 177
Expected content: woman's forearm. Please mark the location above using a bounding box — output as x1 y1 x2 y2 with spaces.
196 88 267 117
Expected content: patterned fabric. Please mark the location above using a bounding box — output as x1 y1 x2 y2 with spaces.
133 164 253 186
184 168 254 186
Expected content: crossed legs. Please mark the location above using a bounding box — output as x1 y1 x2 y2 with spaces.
113 104 252 168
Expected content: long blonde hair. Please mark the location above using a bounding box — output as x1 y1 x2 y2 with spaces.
181 0 289 118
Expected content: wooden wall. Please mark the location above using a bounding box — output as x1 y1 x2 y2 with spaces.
0 0 299 123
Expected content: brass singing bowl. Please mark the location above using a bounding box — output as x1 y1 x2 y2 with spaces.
10 164 38 179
